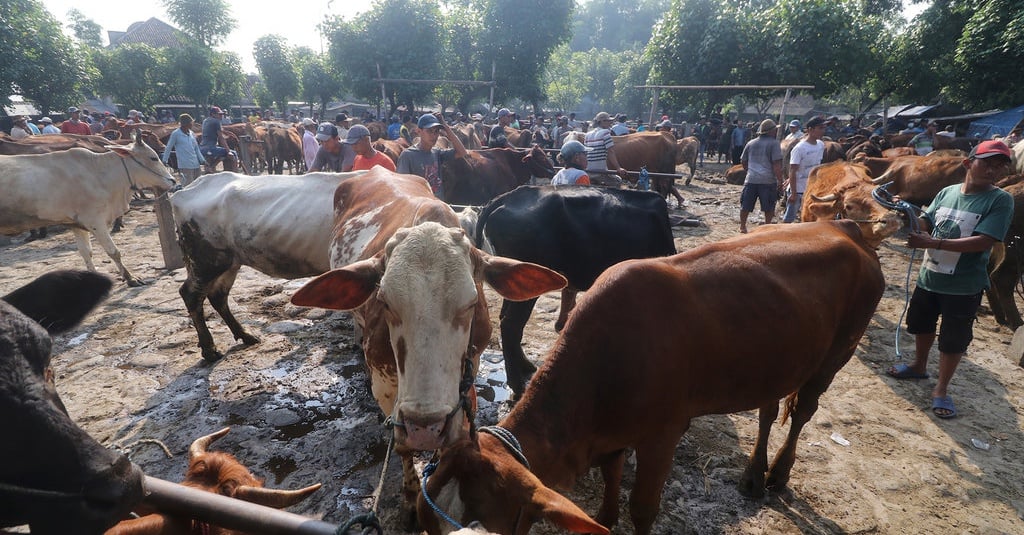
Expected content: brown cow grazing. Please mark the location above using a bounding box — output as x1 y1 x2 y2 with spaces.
418 221 885 535
802 161 903 248
289 168 566 517
441 146 555 205
613 132 684 206
105 428 321 535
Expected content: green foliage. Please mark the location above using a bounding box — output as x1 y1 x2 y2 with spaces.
209 51 245 110
94 44 166 114
613 49 652 118
951 0 1024 109
0 0 88 110
162 0 237 48
164 43 215 109
570 0 671 52
544 44 593 113
253 35 299 114
67 9 103 48
299 53 343 115
326 0 443 113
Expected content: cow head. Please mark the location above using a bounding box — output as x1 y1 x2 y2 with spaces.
0 271 144 534
805 164 902 248
291 222 566 451
105 133 176 192
524 145 555 178
417 436 609 535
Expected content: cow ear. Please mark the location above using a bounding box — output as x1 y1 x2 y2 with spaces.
105 144 133 157
533 486 610 534
290 257 383 310
480 254 567 301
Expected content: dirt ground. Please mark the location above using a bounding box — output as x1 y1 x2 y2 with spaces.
2 161 1023 534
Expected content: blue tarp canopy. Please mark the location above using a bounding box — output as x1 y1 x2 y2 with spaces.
967 105 1024 138
896 104 940 117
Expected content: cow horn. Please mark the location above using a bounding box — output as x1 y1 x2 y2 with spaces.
871 170 891 185
234 483 322 509
810 193 838 202
189 427 231 460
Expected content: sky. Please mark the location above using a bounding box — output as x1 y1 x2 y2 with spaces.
38 0 375 73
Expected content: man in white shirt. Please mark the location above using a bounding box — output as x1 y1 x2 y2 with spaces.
783 116 826 223
301 118 318 171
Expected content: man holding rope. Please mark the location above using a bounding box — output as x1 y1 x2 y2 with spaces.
888 140 1014 419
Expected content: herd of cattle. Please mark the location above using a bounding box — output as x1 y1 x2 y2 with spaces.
1 122 1023 534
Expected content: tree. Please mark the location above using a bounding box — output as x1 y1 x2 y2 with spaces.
570 0 671 52
299 54 343 117
94 44 165 114
162 0 237 48
67 8 103 48
209 51 245 111
326 0 443 113
253 35 299 114
613 49 652 119
951 0 1024 109
544 44 592 113
1 0 89 111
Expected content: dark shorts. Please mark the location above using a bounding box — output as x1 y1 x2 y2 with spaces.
740 183 779 212
906 286 983 354
202 146 231 159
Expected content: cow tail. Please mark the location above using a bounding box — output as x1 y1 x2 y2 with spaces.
474 198 501 249
779 392 799 426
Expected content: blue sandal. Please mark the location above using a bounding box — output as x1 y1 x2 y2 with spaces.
932 396 957 419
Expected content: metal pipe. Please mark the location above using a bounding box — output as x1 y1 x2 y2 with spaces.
142 476 340 535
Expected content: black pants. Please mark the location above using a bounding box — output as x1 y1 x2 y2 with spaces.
732 146 743 165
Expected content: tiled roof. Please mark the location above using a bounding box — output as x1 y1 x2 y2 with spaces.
107 18 184 49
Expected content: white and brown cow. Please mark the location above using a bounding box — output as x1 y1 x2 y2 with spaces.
289 167 566 513
0 135 176 286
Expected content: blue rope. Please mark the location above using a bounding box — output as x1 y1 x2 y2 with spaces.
421 462 463 531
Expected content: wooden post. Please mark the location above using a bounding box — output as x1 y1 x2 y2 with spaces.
777 88 792 141
153 192 184 270
237 135 253 175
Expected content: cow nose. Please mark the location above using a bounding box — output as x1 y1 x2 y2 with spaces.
397 408 454 451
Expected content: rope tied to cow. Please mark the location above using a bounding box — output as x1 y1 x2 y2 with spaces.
872 182 936 359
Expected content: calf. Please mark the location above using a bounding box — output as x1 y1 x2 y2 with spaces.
1 270 144 533
289 168 566 517
474 185 676 395
105 428 320 535
170 171 363 363
419 221 885 535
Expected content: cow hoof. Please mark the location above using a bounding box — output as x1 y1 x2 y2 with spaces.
554 319 566 332
125 277 148 288
737 474 766 498
239 333 260 346
201 349 225 364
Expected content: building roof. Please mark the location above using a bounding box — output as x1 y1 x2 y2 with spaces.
108 18 184 49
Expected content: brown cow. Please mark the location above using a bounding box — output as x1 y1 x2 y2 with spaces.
868 155 967 206
441 146 555 206
105 428 321 535
725 163 746 185
613 132 684 206
985 181 1024 331
451 124 482 150
882 147 917 158
677 135 699 184
802 161 903 248
289 168 565 516
0 132 114 154
418 221 885 535
264 124 303 174
372 138 408 166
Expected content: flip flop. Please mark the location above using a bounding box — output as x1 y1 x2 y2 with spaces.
887 363 929 380
932 396 957 419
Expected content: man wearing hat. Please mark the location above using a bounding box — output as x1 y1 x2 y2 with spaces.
738 119 784 233
200 106 238 171
551 140 591 186
308 122 353 172
334 113 351 140
347 124 396 172
396 113 468 200
611 114 630 136
909 120 940 155
889 140 1014 420
824 115 841 140
783 115 827 223
9 116 32 139
301 117 319 170
488 108 513 148
39 117 59 135
60 107 91 135
584 111 627 186
784 119 803 141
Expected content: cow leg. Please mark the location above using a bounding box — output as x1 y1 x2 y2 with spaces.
595 449 626 529
206 268 260 347
738 399 780 498
986 245 1023 329
554 288 578 332
499 298 539 397
685 162 696 185
399 451 421 531
70 228 97 272
90 226 144 286
766 381 829 492
630 434 685 535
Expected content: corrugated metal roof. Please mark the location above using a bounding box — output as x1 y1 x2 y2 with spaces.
108 18 183 49
896 104 940 117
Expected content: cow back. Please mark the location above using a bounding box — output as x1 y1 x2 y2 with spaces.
611 132 677 174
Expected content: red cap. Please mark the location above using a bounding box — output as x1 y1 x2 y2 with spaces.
969 140 1012 160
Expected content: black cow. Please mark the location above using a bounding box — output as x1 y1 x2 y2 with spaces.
474 185 677 395
1 271 145 534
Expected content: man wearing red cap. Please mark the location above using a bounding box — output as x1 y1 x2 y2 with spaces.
888 140 1014 420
